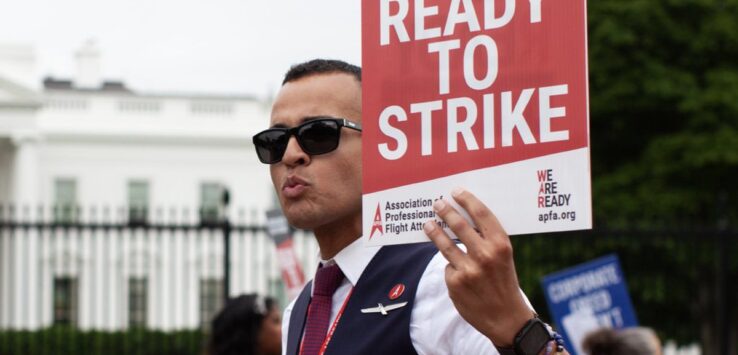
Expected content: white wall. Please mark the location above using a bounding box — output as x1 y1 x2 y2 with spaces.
0 107 38 136
37 139 273 214
26 88 275 215
37 92 268 139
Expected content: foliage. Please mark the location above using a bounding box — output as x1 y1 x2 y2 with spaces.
512 231 734 345
587 0 738 226
0 327 204 355
513 0 738 350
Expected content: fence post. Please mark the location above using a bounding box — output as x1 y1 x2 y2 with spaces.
223 217 231 306
716 191 729 355
222 189 231 306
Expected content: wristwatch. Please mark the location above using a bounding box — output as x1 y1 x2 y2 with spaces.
495 317 554 355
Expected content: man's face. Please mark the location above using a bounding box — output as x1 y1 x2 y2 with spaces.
269 72 362 231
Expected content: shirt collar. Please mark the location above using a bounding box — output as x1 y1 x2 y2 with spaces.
319 236 380 286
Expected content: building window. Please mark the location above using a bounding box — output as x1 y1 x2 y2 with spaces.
200 278 224 330
53 277 78 326
200 183 225 225
128 180 149 225
118 100 161 113
128 277 148 328
45 99 89 111
190 101 234 115
54 179 77 223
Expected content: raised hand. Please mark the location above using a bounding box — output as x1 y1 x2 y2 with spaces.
423 187 535 347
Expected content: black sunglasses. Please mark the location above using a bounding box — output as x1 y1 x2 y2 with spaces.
252 118 362 164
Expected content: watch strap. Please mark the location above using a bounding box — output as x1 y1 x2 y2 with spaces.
495 346 518 355
494 317 553 355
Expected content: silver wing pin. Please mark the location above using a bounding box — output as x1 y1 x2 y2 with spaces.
361 302 408 316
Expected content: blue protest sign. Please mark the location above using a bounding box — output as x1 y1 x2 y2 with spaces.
542 254 638 355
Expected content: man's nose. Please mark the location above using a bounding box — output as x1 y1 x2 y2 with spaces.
281 135 310 166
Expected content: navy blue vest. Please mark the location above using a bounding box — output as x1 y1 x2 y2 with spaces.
286 243 438 355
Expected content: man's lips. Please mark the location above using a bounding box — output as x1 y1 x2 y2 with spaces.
282 176 309 198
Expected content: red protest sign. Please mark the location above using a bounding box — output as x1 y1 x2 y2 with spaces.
266 209 306 299
362 0 592 245
275 238 306 300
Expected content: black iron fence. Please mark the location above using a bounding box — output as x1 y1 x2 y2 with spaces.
0 204 319 355
0 204 736 354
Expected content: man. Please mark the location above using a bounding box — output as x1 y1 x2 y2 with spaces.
253 59 568 355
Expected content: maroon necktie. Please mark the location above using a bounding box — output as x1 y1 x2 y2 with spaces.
300 263 345 355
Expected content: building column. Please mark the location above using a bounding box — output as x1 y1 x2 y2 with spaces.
0 226 11 328
11 130 41 210
10 131 41 329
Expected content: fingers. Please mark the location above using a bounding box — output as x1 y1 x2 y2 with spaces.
424 187 510 267
423 221 465 268
450 187 507 241
432 198 482 248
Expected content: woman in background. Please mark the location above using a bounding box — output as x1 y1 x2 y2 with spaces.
207 294 281 355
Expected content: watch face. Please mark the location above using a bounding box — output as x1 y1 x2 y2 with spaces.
518 321 552 355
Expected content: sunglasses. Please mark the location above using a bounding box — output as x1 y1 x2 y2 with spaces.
252 118 362 164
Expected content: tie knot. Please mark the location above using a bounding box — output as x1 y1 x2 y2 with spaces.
313 263 344 297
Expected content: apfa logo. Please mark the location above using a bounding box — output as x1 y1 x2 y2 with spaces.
388 283 406 300
369 203 383 239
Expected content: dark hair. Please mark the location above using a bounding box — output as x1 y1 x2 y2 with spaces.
282 59 361 85
206 294 276 355
582 327 660 355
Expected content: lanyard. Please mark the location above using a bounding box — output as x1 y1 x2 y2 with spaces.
299 287 354 355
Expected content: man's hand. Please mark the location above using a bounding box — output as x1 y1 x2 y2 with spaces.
423 187 535 347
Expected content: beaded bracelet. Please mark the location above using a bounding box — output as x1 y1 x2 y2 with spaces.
542 331 566 354
552 331 565 352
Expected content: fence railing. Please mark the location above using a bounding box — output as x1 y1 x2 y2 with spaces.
0 204 319 333
1 204 736 354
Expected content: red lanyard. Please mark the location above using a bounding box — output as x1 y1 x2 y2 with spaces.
299 287 354 355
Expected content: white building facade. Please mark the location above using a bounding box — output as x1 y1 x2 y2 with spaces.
0 43 319 331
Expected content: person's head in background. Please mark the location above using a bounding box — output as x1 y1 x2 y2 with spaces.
207 294 281 355
582 327 662 355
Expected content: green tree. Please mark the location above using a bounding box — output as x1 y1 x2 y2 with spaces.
588 0 738 225
515 1 738 354
587 1 738 350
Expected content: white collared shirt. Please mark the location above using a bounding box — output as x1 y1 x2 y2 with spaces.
281 237 529 355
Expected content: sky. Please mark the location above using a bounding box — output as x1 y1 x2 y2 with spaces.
0 0 361 99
